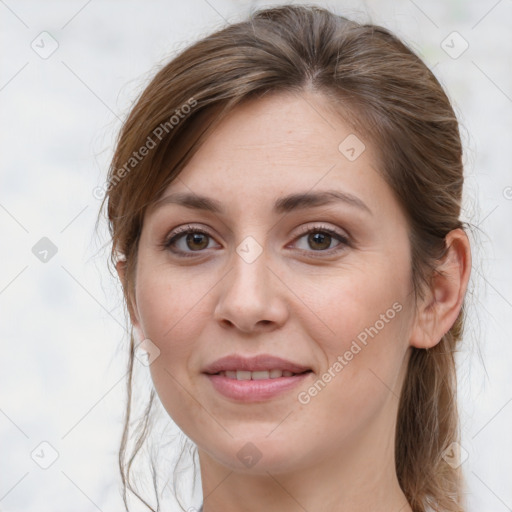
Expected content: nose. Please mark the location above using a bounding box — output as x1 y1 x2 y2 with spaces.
213 248 289 334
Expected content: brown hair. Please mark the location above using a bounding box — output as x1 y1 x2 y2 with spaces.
102 5 469 511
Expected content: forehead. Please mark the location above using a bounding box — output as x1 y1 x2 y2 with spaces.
154 91 393 217
188 92 368 170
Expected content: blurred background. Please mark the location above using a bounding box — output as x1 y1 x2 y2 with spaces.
0 1 511 511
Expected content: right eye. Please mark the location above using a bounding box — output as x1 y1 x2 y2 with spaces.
163 225 220 257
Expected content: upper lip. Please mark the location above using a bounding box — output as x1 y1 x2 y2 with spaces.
203 354 312 374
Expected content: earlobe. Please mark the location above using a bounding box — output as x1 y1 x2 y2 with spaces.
115 259 143 337
409 228 471 349
115 259 126 284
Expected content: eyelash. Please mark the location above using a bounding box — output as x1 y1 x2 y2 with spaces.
162 224 350 258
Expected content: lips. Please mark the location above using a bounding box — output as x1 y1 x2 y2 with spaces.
202 354 312 375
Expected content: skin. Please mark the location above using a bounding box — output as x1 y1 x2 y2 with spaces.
119 91 471 512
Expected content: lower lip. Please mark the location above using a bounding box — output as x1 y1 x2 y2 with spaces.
204 372 312 402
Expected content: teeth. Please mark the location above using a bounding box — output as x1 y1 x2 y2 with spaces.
218 369 301 380
251 370 270 380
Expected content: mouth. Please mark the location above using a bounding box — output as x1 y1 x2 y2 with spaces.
202 354 314 402
210 369 313 380
202 353 313 376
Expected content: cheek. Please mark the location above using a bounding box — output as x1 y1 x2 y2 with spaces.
133 260 213 431
296 256 412 413
307 259 410 351
134 259 212 365
295 276 410 442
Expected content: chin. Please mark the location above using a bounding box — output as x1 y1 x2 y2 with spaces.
200 436 316 476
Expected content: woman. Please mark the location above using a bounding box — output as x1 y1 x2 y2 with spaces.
102 5 471 512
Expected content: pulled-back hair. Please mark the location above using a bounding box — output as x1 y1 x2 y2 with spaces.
103 5 469 511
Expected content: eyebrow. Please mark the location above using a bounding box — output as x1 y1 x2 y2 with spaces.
152 190 372 216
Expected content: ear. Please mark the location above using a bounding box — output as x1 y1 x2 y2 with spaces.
116 259 144 342
409 228 471 349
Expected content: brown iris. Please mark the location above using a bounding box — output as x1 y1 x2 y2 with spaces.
186 233 209 251
308 232 331 250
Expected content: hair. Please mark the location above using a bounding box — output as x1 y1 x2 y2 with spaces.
102 4 470 512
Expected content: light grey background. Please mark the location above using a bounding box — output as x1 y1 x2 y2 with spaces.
0 1 511 511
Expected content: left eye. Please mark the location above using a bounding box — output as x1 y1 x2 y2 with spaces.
292 227 349 253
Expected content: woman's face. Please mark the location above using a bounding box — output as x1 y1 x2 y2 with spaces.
129 91 418 474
